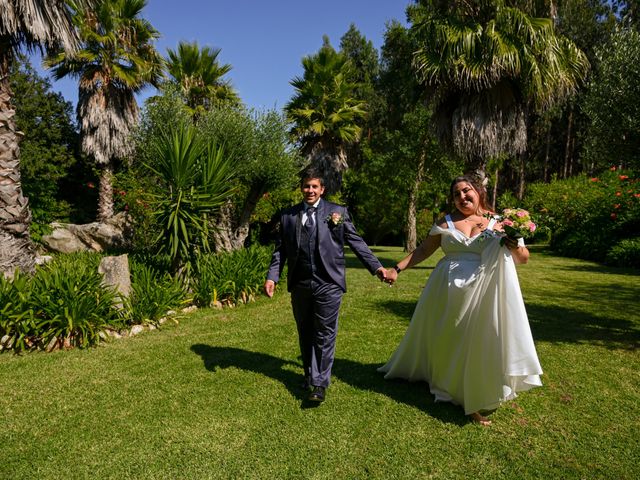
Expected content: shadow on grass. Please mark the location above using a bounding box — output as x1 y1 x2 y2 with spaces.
191 344 307 402
332 357 466 426
527 303 640 350
190 344 466 424
375 300 417 321
375 296 639 351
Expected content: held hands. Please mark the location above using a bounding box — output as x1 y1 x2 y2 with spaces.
375 267 387 283
384 267 399 285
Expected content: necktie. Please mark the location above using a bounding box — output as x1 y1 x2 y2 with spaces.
305 206 316 230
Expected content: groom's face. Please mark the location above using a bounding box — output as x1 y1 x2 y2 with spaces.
301 177 325 205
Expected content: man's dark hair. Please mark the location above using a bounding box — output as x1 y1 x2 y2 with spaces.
299 166 325 186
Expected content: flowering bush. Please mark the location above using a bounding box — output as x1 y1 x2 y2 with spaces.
524 169 639 264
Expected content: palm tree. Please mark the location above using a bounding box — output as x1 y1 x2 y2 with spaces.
0 0 97 277
285 37 366 195
46 0 163 221
165 41 240 116
409 0 589 172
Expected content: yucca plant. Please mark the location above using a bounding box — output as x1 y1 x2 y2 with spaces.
146 123 236 274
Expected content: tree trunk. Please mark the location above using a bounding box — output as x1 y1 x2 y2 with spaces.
0 47 35 278
405 150 425 252
212 187 264 252
517 153 526 201
308 142 348 196
97 162 114 222
544 126 551 182
492 167 499 211
563 106 573 179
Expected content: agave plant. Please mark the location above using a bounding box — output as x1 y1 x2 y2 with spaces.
146 123 236 273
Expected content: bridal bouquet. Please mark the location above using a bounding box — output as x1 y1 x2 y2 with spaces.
494 208 537 242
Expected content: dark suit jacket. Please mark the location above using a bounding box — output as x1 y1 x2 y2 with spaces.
266 199 382 292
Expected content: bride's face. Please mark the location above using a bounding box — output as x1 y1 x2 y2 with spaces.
452 182 479 214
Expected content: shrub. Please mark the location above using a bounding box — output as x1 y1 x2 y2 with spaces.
31 255 124 350
524 169 640 262
192 245 273 307
125 261 188 325
605 237 640 268
0 271 39 352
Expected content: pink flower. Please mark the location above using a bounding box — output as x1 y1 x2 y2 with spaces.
610 166 617 171
528 222 536 232
619 175 629 180
516 210 528 218
590 177 599 182
615 191 622 197
503 219 514 227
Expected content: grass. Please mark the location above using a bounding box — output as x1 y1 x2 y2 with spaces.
1 246 638 479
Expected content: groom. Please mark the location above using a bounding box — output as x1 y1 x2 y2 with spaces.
264 166 386 403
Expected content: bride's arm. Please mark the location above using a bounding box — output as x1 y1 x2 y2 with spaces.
504 237 530 265
385 234 441 283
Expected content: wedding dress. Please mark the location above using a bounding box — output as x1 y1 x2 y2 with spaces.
379 215 542 414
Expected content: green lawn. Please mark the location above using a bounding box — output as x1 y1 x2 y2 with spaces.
1 246 638 479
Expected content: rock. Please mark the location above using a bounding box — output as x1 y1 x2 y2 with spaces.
35 255 53 265
181 305 198 314
129 325 145 336
98 254 131 307
41 212 132 254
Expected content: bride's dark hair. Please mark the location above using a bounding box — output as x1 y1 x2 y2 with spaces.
449 173 491 213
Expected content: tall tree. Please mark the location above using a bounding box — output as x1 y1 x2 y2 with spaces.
582 27 640 171
136 93 299 253
285 36 366 195
46 0 163 221
10 55 82 228
356 20 457 251
339 24 381 170
0 0 96 277
165 40 240 116
409 0 589 175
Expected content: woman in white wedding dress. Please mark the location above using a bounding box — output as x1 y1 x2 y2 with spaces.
379 175 542 425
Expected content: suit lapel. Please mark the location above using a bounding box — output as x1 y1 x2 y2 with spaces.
295 203 303 248
316 199 326 244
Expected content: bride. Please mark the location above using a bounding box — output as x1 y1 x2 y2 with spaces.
379 175 542 425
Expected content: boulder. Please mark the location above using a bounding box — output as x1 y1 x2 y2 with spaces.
41 212 132 254
98 254 131 307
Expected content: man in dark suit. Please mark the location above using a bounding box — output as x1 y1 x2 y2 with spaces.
264 166 386 403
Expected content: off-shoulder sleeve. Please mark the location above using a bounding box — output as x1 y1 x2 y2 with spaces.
429 224 446 236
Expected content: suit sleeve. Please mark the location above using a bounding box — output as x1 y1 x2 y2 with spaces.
342 207 383 275
266 214 287 283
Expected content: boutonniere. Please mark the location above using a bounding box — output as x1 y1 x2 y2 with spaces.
326 212 344 226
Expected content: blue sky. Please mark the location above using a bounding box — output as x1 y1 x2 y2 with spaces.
36 0 409 111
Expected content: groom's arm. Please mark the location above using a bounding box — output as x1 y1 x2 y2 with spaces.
342 208 384 276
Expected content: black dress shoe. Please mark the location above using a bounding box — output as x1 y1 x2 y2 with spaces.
308 386 325 403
